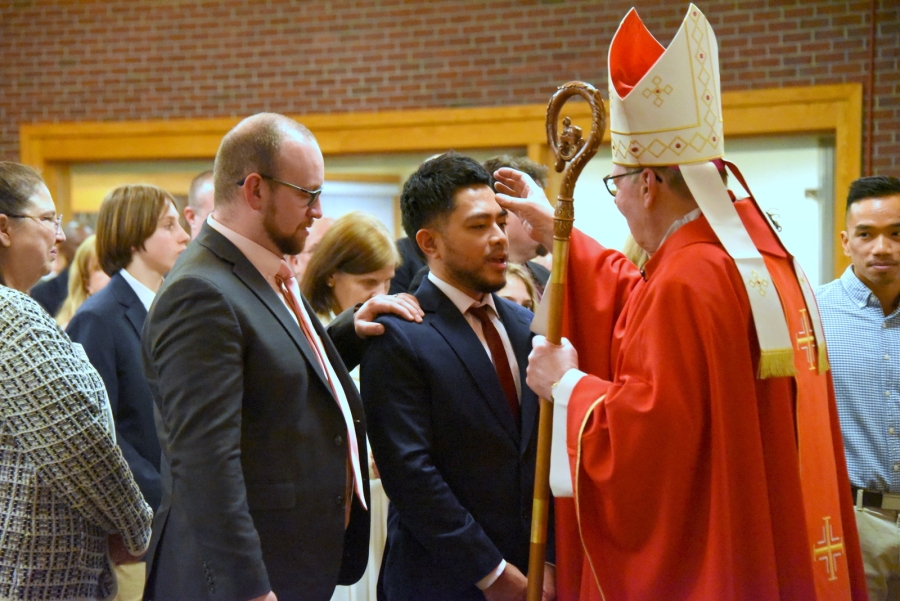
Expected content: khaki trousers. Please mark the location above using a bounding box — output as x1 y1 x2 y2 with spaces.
856 507 900 601
114 562 146 601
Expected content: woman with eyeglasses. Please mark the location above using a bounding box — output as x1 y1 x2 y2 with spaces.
0 162 153 600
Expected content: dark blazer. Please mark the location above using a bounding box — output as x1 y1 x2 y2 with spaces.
141 224 370 601
361 277 553 601
67 270 162 511
30 265 69 317
388 237 426 295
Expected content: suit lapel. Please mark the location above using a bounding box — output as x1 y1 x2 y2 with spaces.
199 226 332 395
110 272 148 337
418 279 519 444
494 296 538 455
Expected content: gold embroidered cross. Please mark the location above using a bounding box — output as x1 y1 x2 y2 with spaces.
642 76 673 107
748 271 769 297
795 308 817 371
813 516 844 582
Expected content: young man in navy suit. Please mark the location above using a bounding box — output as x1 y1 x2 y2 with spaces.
362 152 555 601
67 184 190 600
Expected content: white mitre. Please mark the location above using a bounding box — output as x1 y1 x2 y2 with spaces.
608 4 798 378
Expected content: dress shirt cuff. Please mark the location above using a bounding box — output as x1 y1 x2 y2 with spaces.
549 369 586 498
476 559 507 590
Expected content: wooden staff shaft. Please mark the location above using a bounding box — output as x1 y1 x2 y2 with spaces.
526 229 571 601
525 80 604 601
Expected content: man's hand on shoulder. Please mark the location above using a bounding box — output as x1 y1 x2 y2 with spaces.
249 593 277 601
483 563 527 601
353 293 424 338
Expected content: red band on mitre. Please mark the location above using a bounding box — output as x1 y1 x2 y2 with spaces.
609 8 665 99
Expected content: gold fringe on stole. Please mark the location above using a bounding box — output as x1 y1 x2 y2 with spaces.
758 348 797 379
817 343 831 375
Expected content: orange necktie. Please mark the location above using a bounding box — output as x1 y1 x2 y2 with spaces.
275 261 366 512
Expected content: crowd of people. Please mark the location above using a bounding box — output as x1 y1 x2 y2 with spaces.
0 4 897 601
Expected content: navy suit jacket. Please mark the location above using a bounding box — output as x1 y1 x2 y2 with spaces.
67 270 162 511
30 265 69 317
361 277 553 600
141 224 369 601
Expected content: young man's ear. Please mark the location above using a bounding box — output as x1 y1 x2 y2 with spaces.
415 228 440 262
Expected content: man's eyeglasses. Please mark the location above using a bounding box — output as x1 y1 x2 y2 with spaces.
602 169 662 197
237 174 322 207
5 213 63 234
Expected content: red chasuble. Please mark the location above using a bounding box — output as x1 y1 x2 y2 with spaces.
558 199 867 601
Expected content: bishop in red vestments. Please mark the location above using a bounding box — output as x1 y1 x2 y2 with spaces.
495 165 868 601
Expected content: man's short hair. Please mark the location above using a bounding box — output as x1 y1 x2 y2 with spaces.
213 113 316 206
847 175 900 211
482 155 549 189
96 184 175 276
187 170 214 210
400 152 493 240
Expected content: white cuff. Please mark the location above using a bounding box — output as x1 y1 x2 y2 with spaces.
476 559 507 590
549 369 586 498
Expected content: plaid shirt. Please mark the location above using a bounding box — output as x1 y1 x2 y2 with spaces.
0 287 152 600
817 266 900 493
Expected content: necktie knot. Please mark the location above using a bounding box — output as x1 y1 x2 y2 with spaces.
468 304 493 324
276 260 295 286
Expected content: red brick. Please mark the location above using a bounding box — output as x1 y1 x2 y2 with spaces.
0 0 895 174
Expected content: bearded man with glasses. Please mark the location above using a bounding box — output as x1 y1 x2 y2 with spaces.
141 112 423 601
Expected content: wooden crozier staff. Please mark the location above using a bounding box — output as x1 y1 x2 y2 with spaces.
526 81 606 601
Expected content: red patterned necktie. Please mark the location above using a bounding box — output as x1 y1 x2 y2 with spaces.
468 304 520 426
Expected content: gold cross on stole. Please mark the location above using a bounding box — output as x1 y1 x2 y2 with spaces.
795 308 817 371
813 516 844 582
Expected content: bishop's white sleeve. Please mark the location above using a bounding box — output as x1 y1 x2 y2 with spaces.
549 369 587 497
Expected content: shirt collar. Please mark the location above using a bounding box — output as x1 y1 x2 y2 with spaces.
427 271 498 316
658 208 702 250
119 267 156 311
207 214 285 288
840 265 881 309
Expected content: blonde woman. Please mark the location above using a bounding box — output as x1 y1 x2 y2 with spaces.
301 211 400 325
55 234 110 327
498 262 539 311
301 211 400 601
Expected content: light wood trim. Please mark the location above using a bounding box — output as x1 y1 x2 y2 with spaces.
20 83 861 277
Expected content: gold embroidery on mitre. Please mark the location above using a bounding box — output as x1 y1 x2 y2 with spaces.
795 308 817 371
609 5 723 167
642 76 674 107
748 271 769 297
813 516 844 582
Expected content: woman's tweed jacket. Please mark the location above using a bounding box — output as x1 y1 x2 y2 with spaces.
0 287 152 600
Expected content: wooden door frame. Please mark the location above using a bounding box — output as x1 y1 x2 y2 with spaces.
20 83 861 277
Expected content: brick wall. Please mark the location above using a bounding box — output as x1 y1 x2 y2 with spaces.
1 0 897 174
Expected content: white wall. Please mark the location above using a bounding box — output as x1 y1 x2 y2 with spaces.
569 135 833 285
